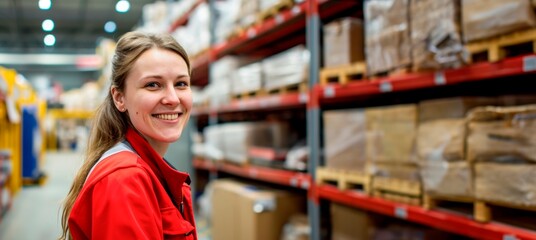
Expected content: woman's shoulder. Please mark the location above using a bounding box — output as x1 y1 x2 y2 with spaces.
84 150 149 186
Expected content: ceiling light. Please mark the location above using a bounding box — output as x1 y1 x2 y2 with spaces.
44 34 56 46
42 19 54 32
115 0 130 13
39 0 51 10
104 21 117 33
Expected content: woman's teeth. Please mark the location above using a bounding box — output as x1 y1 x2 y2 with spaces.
153 113 179 120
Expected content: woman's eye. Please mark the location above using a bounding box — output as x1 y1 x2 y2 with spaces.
145 82 160 88
176 81 189 87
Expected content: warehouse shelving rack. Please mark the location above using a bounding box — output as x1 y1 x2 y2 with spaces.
173 0 536 239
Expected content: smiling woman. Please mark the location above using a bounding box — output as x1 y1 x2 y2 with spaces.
59 31 197 240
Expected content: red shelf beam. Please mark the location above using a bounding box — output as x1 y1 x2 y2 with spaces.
317 185 536 240
192 92 308 116
168 0 206 32
315 54 536 104
193 158 311 189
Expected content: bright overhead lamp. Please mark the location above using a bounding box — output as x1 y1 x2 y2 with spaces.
104 21 117 33
115 0 130 13
42 19 54 32
44 34 56 46
39 0 51 10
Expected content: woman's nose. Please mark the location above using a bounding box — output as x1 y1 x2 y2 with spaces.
161 85 180 105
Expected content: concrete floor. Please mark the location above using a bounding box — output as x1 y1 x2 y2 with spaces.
0 151 84 240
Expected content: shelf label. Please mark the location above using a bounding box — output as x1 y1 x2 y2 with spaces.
324 86 335 98
247 28 257 39
379 82 393 93
301 180 310 190
394 206 408 219
292 6 301 15
434 71 446 85
259 99 268 107
503 235 518 240
290 178 298 187
523 56 536 72
299 93 308 103
275 14 284 24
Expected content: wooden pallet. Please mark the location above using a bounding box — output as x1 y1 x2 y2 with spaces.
265 82 308 95
372 177 422 205
368 65 412 80
474 200 536 223
320 62 367 85
256 0 294 24
316 167 372 194
232 89 267 100
423 194 474 210
466 28 536 63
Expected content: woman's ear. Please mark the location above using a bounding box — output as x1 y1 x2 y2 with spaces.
111 86 126 112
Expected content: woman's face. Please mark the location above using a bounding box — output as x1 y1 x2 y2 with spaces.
112 47 192 155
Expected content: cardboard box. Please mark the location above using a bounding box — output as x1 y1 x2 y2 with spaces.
475 162 536 207
212 179 305 240
462 0 536 42
262 45 309 91
421 161 473 197
418 97 498 123
417 119 466 162
410 0 465 70
331 203 374 240
365 0 411 75
467 105 536 162
323 109 367 171
365 104 418 164
323 18 365 68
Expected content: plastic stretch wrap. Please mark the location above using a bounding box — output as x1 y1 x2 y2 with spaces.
365 0 411 75
467 105 536 163
410 0 466 71
462 0 536 42
323 109 367 171
232 62 262 95
420 161 473 197
475 162 536 207
417 119 465 162
262 45 309 91
222 122 290 164
368 163 420 181
214 0 242 43
418 97 499 123
237 0 259 28
365 104 418 164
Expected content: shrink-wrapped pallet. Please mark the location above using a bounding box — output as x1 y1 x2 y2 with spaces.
222 122 290 164
231 62 263 95
420 161 473 197
467 105 536 162
475 162 536 207
417 119 465 162
237 0 260 28
262 45 309 91
410 0 466 70
323 18 365 68
365 0 411 75
214 0 243 43
462 0 536 42
323 109 367 171
365 104 418 164
418 97 499 122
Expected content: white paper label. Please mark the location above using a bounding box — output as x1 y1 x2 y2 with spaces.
292 6 301 15
434 71 446 85
247 29 257 39
503 235 518 240
275 14 284 24
299 93 308 103
324 86 335 98
523 56 536 72
379 82 392 93
253 197 276 213
394 206 407 219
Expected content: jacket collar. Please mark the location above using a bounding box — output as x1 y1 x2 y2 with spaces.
125 127 190 204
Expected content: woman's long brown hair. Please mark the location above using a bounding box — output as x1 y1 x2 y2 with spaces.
59 31 190 240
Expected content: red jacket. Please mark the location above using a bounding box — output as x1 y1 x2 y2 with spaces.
69 128 197 240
